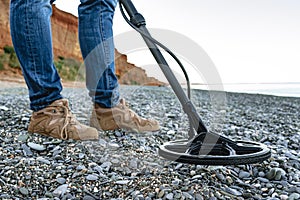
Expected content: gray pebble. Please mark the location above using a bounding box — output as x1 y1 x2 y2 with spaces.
53 184 68 197
17 134 29 142
257 177 270 183
19 187 29 195
166 193 174 200
258 171 265 177
27 142 46 151
171 178 181 185
115 180 130 185
56 177 66 184
225 187 242 196
86 174 98 181
36 157 51 165
83 195 96 200
76 165 86 171
239 171 251 179
108 142 120 149
22 144 33 157
158 190 165 198
129 158 138 169
98 139 107 147
288 193 300 200
0 106 9 111
78 153 85 159
182 192 193 199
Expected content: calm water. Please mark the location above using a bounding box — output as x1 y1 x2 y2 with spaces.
190 83 300 98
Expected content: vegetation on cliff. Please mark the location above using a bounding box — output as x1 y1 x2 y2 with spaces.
0 45 83 81
0 46 20 70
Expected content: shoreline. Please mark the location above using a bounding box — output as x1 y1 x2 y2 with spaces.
1 77 300 99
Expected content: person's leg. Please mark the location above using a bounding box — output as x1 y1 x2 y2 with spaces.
10 0 63 111
78 0 160 132
9 0 98 140
78 0 120 108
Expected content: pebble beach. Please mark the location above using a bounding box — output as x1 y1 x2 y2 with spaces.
0 84 299 200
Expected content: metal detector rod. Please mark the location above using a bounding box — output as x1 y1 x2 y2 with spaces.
119 0 207 134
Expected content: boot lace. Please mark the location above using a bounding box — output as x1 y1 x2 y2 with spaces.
59 104 77 140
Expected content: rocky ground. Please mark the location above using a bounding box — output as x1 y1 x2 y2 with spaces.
0 84 299 200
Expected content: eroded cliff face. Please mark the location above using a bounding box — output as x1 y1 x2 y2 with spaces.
51 5 82 61
0 0 164 86
0 0 11 53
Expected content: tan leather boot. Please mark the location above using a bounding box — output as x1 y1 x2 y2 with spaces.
90 98 160 132
28 99 98 140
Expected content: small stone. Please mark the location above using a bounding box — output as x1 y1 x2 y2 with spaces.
54 155 63 161
275 169 286 181
93 187 99 193
27 142 46 151
131 190 141 198
78 153 85 159
258 171 265 177
166 193 174 200
216 173 226 183
76 165 86 171
257 177 269 183
167 130 175 135
266 168 276 180
266 168 286 181
98 139 107 147
191 175 202 180
115 180 130 185
243 193 253 199
86 174 98 181
182 192 193 199
129 158 138 169
52 139 63 144
175 163 183 170
288 193 300 200
36 157 51 165
17 134 29 142
225 187 242 196
83 195 96 200
21 117 30 121
226 176 234 184
190 170 196 176
0 106 9 111
53 184 68 197
56 178 66 184
22 144 33 157
108 142 120 149
158 190 165 198
289 186 300 194
114 131 123 137
280 194 288 200
195 193 203 200
171 178 181 185
268 188 275 196
19 187 29 195
239 171 251 179
101 162 112 171
111 158 119 164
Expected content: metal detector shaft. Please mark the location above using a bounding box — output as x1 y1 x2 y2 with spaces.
119 0 207 134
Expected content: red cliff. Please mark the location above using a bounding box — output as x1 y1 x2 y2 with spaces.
0 0 164 86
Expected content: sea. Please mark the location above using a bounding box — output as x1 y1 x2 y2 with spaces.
190 83 300 98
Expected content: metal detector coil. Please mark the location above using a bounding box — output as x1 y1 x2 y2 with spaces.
119 0 271 165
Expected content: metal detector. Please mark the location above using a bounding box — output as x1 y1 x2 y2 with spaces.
119 0 271 165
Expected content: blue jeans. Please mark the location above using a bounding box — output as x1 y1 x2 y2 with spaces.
10 0 120 111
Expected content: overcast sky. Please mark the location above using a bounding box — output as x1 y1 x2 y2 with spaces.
54 0 300 85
